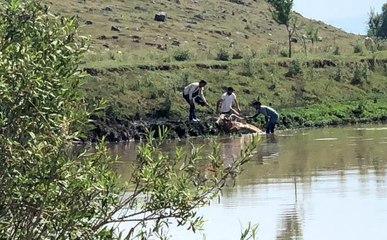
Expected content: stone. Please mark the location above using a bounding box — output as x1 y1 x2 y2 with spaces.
171 39 180 46
97 35 108 40
154 12 166 22
228 0 245 4
290 37 298 43
131 35 141 43
111 26 120 32
102 7 113 11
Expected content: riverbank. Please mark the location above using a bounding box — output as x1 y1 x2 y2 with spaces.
85 116 219 142
80 53 387 142
82 55 387 121
83 99 387 142
280 99 387 128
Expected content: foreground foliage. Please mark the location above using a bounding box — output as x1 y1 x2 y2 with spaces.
0 0 121 238
117 128 259 239
0 1 258 239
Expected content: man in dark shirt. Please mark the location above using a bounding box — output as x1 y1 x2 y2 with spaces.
247 101 279 134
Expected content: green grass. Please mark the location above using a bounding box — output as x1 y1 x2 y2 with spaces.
279 99 387 129
47 0 367 66
45 0 387 128
81 54 387 122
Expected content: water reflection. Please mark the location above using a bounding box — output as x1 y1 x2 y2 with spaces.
276 204 303 240
219 137 245 167
110 125 387 240
256 135 279 163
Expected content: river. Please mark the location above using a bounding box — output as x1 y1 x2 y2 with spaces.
107 124 387 240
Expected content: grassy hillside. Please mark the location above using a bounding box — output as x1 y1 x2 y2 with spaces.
44 0 387 136
46 0 365 66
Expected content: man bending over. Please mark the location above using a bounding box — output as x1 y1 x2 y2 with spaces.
247 101 279 134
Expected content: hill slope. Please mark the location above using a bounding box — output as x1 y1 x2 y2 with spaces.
47 0 362 64
41 0 387 141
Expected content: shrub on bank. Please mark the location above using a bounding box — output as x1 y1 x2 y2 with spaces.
216 48 230 61
173 49 191 61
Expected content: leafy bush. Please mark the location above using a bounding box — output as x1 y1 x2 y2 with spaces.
351 66 363 85
173 49 191 61
0 1 259 239
369 55 377 71
267 44 280 56
333 46 340 55
240 55 255 77
285 60 303 77
178 72 190 92
353 44 363 54
232 50 244 59
0 1 122 238
125 128 259 239
351 63 369 85
352 102 365 117
279 49 288 57
331 61 346 82
216 48 230 61
376 40 387 51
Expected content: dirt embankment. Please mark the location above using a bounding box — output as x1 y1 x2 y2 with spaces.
85 115 223 142
84 114 267 142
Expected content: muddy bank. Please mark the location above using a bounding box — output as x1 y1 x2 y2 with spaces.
83 113 267 142
85 115 231 142
83 115 386 142
82 98 387 142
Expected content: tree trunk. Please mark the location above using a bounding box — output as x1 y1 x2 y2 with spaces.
288 34 292 58
287 26 292 58
302 38 307 57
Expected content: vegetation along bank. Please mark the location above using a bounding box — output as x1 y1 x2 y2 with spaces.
46 0 387 141
82 55 387 142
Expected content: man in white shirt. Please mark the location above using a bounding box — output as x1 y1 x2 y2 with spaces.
216 87 241 116
183 80 209 121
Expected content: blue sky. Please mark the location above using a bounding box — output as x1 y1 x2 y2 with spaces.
293 0 386 35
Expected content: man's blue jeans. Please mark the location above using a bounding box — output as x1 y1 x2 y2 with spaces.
266 117 278 134
183 94 196 120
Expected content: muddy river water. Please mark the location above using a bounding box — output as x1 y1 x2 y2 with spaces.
108 124 387 240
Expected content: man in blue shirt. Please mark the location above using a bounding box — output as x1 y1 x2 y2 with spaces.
247 101 279 134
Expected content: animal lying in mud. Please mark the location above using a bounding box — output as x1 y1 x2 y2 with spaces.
215 114 262 134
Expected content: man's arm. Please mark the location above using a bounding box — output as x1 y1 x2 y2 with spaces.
247 112 259 119
188 85 194 101
234 97 241 112
216 99 223 113
199 87 210 106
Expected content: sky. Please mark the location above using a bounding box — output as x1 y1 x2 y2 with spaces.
293 0 386 35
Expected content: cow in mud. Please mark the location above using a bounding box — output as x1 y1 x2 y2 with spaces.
215 114 262 134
